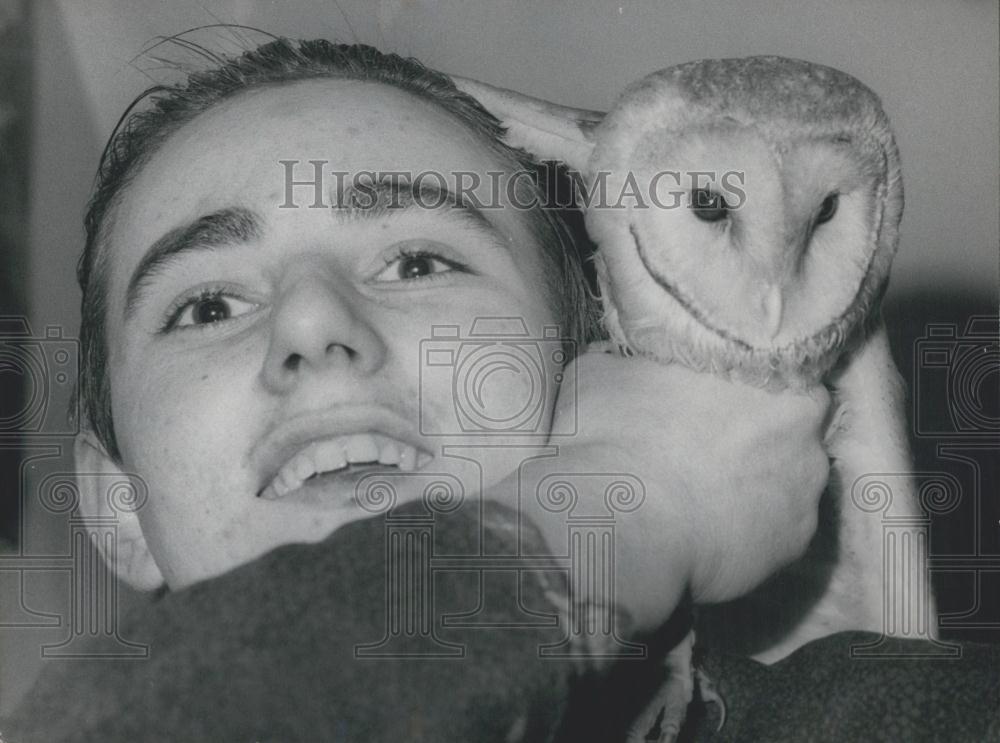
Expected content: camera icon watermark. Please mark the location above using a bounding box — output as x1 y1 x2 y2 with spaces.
0 317 78 437
418 317 575 437
913 316 999 439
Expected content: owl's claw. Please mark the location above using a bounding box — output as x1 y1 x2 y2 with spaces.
625 630 727 742
696 667 727 732
586 340 633 357
626 630 697 743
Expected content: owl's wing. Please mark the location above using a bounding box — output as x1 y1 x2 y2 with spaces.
450 75 603 172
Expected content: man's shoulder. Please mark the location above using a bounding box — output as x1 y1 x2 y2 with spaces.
691 631 1000 742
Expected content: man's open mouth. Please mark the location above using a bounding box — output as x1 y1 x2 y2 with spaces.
257 432 432 500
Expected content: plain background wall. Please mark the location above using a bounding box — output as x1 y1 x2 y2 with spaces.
4 0 997 716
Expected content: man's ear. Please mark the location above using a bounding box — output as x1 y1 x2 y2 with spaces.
73 432 165 591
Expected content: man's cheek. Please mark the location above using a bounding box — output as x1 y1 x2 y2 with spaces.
438 367 546 434
417 381 461 440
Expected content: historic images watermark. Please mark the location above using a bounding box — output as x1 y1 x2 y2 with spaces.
849 315 999 657
277 160 748 213
913 316 999 440
0 318 147 659
352 465 647 660
0 317 78 438
909 316 999 644
355 317 644 659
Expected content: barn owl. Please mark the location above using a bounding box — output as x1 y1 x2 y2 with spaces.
452 56 934 739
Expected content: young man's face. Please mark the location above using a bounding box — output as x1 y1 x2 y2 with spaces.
87 79 560 589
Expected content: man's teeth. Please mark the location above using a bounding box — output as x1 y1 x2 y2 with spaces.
259 433 432 500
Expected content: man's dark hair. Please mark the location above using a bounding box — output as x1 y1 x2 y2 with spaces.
77 36 600 461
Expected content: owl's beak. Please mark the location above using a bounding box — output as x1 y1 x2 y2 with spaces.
763 285 784 340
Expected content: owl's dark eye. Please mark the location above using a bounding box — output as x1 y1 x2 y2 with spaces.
690 189 729 222
816 193 839 225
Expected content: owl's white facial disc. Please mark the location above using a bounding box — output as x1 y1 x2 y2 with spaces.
586 56 902 384
622 125 885 352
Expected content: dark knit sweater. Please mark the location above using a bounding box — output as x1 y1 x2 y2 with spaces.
5 501 997 743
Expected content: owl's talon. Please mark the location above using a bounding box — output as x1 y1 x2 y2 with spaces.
586 340 634 357
696 667 727 732
627 630 697 743
586 340 618 355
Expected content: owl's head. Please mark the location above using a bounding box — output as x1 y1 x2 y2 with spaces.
454 57 903 387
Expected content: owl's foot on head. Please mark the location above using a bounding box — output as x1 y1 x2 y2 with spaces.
586 340 635 357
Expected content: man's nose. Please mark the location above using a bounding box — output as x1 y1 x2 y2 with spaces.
260 270 387 393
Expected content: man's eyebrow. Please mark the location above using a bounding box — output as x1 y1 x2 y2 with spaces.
332 178 501 237
125 183 504 317
125 207 261 317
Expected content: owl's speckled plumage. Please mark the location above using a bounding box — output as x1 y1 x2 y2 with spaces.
456 57 904 388
452 57 930 737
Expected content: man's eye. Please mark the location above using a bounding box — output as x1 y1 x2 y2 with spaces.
166 291 258 330
375 250 468 282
